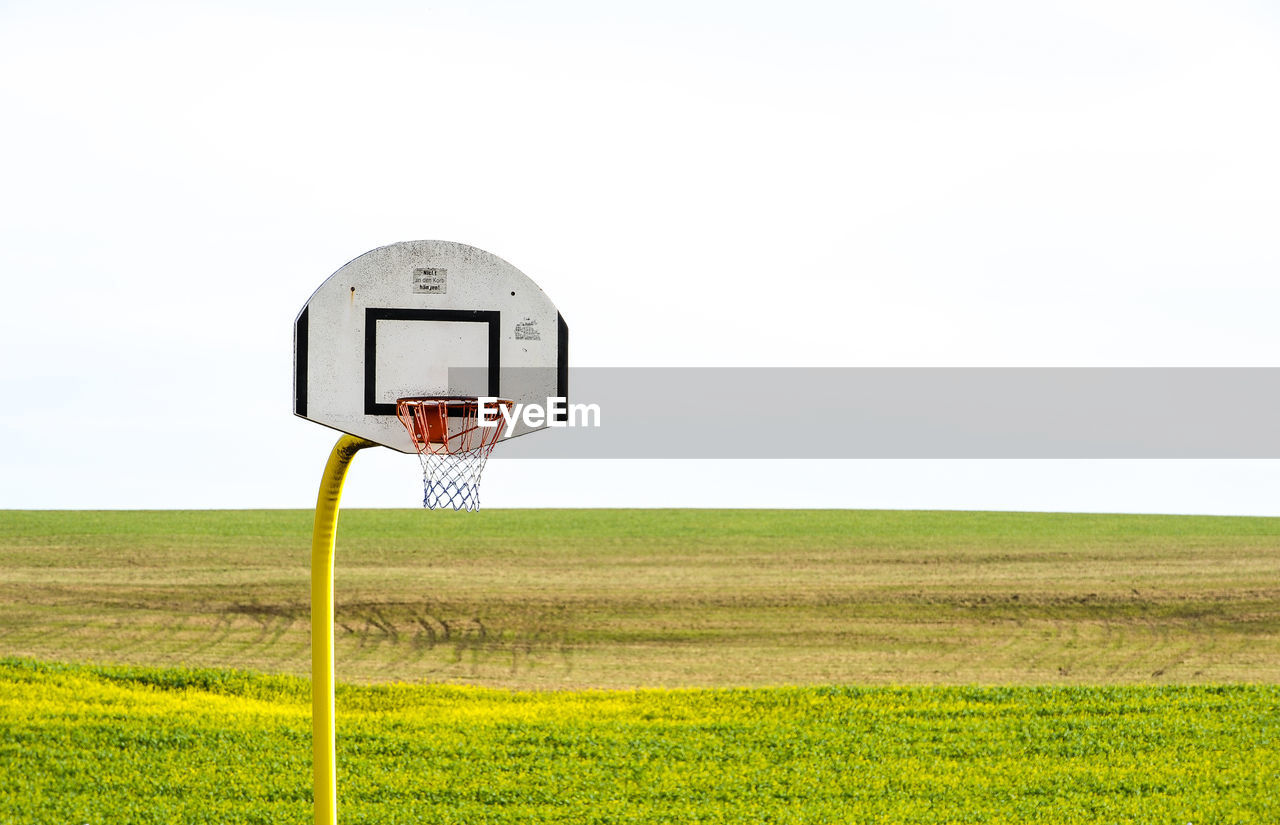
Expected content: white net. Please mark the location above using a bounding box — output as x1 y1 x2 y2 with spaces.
416 447 496 511
396 398 510 511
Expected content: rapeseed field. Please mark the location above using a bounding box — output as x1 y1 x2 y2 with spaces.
2 658 1276 823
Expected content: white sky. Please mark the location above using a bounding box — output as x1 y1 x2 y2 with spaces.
2 0 1278 513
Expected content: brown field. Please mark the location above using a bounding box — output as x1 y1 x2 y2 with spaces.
1 508 1278 688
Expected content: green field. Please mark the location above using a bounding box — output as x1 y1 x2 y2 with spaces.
2 509 1279 687
2 508 1279 822
3 658 1277 824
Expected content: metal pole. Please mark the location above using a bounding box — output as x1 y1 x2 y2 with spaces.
311 435 376 825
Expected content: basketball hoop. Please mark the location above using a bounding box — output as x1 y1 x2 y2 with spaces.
395 397 512 511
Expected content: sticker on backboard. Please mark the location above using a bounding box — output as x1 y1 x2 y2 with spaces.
515 317 541 340
412 268 447 294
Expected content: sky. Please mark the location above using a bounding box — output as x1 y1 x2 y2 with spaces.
1 0 1278 512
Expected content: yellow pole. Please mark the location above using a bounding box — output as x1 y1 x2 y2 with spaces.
311 434 376 825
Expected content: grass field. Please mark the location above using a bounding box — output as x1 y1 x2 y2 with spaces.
2 509 1278 688
3 508 1279 823
4 658 1278 824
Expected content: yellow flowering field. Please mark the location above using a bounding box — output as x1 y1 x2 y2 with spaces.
2 658 1276 823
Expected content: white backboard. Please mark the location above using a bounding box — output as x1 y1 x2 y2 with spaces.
294 241 567 453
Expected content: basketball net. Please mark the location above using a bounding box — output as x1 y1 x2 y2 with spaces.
395 397 511 511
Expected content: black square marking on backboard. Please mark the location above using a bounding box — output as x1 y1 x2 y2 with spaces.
364 308 501 416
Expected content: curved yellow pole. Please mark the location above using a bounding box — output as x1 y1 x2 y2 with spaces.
311 434 376 825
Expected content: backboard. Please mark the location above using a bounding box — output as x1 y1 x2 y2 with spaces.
294 241 567 453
